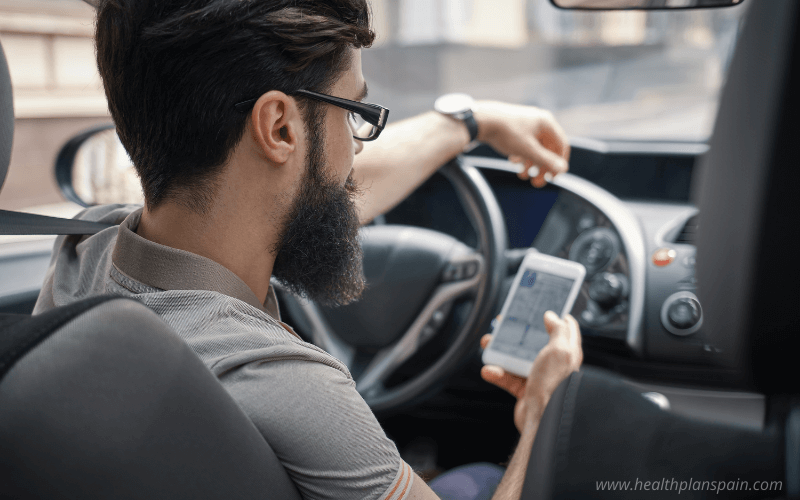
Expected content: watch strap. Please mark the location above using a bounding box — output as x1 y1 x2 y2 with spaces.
460 110 479 143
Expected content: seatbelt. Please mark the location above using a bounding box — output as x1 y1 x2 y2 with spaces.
0 209 111 235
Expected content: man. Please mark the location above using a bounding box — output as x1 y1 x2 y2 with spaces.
35 1 582 499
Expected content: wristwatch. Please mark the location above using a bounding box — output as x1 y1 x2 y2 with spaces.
434 93 479 143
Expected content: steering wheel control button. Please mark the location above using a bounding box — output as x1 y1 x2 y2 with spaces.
442 264 459 282
660 291 703 336
588 272 629 309
568 227 620 276
420 325 437 343
464 261 478 279
652 247 677 267
442 256 481 282
430 309 447 329
420 305 452 345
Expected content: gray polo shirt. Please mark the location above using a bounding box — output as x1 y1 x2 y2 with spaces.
34 204 414 500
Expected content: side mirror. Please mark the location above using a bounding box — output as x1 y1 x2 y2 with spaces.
551 0 743 10
55 125 144 207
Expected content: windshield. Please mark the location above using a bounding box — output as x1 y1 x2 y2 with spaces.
363 0 748 142
0 0 748 215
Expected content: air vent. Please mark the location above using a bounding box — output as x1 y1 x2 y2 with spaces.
674 214 698 244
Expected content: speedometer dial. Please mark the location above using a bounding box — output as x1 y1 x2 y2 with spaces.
568 227 620 277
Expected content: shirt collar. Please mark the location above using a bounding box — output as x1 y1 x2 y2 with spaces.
111 208 281 320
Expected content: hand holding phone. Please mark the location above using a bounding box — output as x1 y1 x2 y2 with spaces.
480 311 582 433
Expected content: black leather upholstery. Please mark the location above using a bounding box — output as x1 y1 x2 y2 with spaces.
0 297 301 500
523 368 784 500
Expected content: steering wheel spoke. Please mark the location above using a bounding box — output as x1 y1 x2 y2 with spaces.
293 297 356 369
355 252 484 397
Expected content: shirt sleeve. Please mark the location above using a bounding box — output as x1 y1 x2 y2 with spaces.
220 359 413 500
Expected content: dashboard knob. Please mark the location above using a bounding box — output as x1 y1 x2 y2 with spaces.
667 297 701 329
660 291 703 336
588 272 628 309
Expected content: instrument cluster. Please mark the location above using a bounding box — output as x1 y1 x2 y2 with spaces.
532 190 631 342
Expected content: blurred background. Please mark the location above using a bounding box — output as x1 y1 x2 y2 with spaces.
0 0 747 211
0 0 107 211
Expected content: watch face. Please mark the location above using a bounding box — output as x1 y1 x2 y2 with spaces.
435 93 475 115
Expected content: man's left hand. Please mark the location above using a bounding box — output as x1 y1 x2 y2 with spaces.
473 101 571 188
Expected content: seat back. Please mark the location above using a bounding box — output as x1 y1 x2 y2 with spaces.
0 297 301 499
524 367 785 500
693 0 800 395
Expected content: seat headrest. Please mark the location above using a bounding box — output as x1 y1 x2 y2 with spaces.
0 40 15 194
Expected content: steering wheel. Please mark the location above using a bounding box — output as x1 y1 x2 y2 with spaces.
278 158 507 413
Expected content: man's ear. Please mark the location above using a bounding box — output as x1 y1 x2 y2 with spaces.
250 91 301 164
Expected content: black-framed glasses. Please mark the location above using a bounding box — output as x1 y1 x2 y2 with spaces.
234 89 390 142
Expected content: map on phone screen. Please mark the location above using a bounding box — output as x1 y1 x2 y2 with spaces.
492 270 576 361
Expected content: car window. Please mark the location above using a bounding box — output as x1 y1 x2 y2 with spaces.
0 0 749 217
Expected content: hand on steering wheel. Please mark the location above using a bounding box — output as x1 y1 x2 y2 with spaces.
473 100 571 189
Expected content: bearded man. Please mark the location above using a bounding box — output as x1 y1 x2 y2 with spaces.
35 1 583 499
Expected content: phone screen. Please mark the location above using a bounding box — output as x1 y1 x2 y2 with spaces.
492 269 576 361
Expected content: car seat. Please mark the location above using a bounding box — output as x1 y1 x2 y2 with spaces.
0 41 301 499
523 0 800 498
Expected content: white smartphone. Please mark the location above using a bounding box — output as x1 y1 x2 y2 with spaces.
482 251 586 378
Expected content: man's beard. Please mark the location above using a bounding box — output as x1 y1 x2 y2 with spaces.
271 123 365 306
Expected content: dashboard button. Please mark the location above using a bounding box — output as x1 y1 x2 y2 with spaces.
652 247 677 267
667 298 701 329
464 261 478 279
660 291 703 336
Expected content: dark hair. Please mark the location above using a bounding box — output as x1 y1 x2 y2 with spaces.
95 0 374 212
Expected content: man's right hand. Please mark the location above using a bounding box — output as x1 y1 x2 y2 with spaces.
480 311 583 433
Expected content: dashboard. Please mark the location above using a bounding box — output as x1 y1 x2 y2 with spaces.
381 141 745 392
0 138 762 428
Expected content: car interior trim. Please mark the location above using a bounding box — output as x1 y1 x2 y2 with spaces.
567 135 710 156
